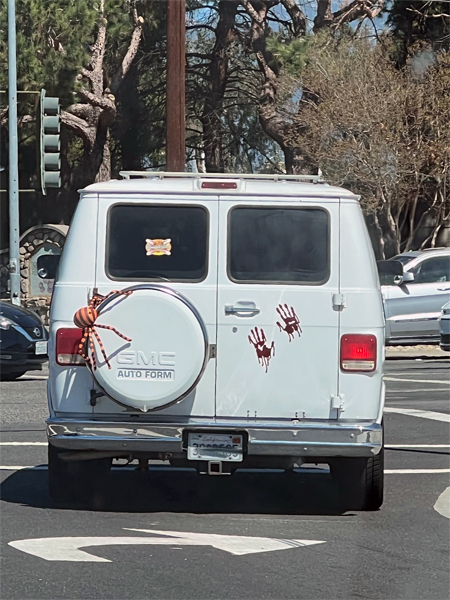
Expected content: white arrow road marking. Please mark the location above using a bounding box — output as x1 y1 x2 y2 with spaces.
8 529 325 562
434 487 450 520
384 407 450 423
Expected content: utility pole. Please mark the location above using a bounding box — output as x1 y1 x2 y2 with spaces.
166 0 186 172
8 0 20 305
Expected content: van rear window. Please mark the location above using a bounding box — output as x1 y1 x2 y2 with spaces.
107 204 208 282
228 207 329 284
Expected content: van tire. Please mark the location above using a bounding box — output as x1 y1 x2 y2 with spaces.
48 445 111 504
330 447 384 511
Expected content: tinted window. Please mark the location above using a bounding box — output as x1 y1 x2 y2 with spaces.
107 205 208 281
391 255 417 266
411 256 450 284
229 207 329 284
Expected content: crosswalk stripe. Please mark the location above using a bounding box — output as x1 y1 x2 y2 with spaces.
0 442 47 446
1 465 450 474
384 377 449 385
384 407 450 422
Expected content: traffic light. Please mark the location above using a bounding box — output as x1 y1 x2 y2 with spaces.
39 89 61 194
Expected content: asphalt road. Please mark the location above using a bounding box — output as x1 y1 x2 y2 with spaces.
0 359 449 600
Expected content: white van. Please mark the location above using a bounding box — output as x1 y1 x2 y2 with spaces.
45 172 385 510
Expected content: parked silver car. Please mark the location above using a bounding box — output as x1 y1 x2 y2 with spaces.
381 248 450 345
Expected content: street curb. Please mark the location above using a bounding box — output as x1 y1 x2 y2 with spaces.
385 345 449 360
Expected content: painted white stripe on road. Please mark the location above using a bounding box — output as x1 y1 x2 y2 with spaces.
18 375 48 380
385 469 450 474
384 377 449 385
384 407 450 422
386 445 450 448
0 442 47 446
386 388 450 393
0 466 48 471
2 442 447 450
2 465 450 475
434 487 450 519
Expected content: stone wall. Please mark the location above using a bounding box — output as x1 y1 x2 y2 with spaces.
0 225 68 324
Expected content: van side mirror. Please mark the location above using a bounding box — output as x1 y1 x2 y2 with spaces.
377 260 404 286
37 254 60 280
402 271 414 283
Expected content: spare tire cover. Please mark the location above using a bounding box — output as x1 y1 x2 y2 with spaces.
91 287 208 411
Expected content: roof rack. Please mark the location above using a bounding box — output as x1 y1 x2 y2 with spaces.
119 171 325 184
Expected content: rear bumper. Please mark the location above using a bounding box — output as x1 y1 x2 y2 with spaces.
47 418 382 458
0 354 47 371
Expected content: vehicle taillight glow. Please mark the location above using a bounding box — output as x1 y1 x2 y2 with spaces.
201 181 237 189
340 334 377 372
56 328 85 366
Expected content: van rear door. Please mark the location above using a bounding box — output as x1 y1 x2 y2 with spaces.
215 198 340 420
93 195 218 417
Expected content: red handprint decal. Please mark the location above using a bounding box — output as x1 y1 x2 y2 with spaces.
248 327 275 373
276 304 302 342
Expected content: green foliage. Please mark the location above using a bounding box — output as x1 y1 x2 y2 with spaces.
386 1 450 66
267 36 310 76
0 0 97 104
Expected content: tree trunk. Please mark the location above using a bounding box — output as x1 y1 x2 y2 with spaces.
241 0 309 174
95 128 112 182
201 0 238 172
367 208 400 260
62 3 144 185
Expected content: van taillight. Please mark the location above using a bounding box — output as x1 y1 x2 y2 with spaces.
56 328 85 366
340 334 376 372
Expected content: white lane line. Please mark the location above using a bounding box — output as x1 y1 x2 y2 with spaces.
385 469 450 474
384 377 449 385
0 466 48 471
18 375 48 380
386 388 450 393
2 465 450 475
0 442 47 446
386 445 450 448
3 443 448 450
384 407 450 422
434 487 450 519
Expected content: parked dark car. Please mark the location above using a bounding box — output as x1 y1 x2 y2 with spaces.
0 301 48 380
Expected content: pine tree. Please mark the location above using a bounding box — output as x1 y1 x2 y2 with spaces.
386 1 450 66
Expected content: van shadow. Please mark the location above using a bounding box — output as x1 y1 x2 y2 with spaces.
0 467 348 516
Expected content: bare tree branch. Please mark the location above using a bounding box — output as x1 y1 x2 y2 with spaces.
110 11 144 94
78 88 115 112
406 7 450 19
280 0 307 36
61 110 92 145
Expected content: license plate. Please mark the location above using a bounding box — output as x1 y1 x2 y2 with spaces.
187 433 243 462
35 341 48 355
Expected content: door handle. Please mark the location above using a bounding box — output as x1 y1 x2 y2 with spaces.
438 287 450 291
225 303 260 316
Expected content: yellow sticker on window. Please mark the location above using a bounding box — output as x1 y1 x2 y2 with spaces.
145 238 172 256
